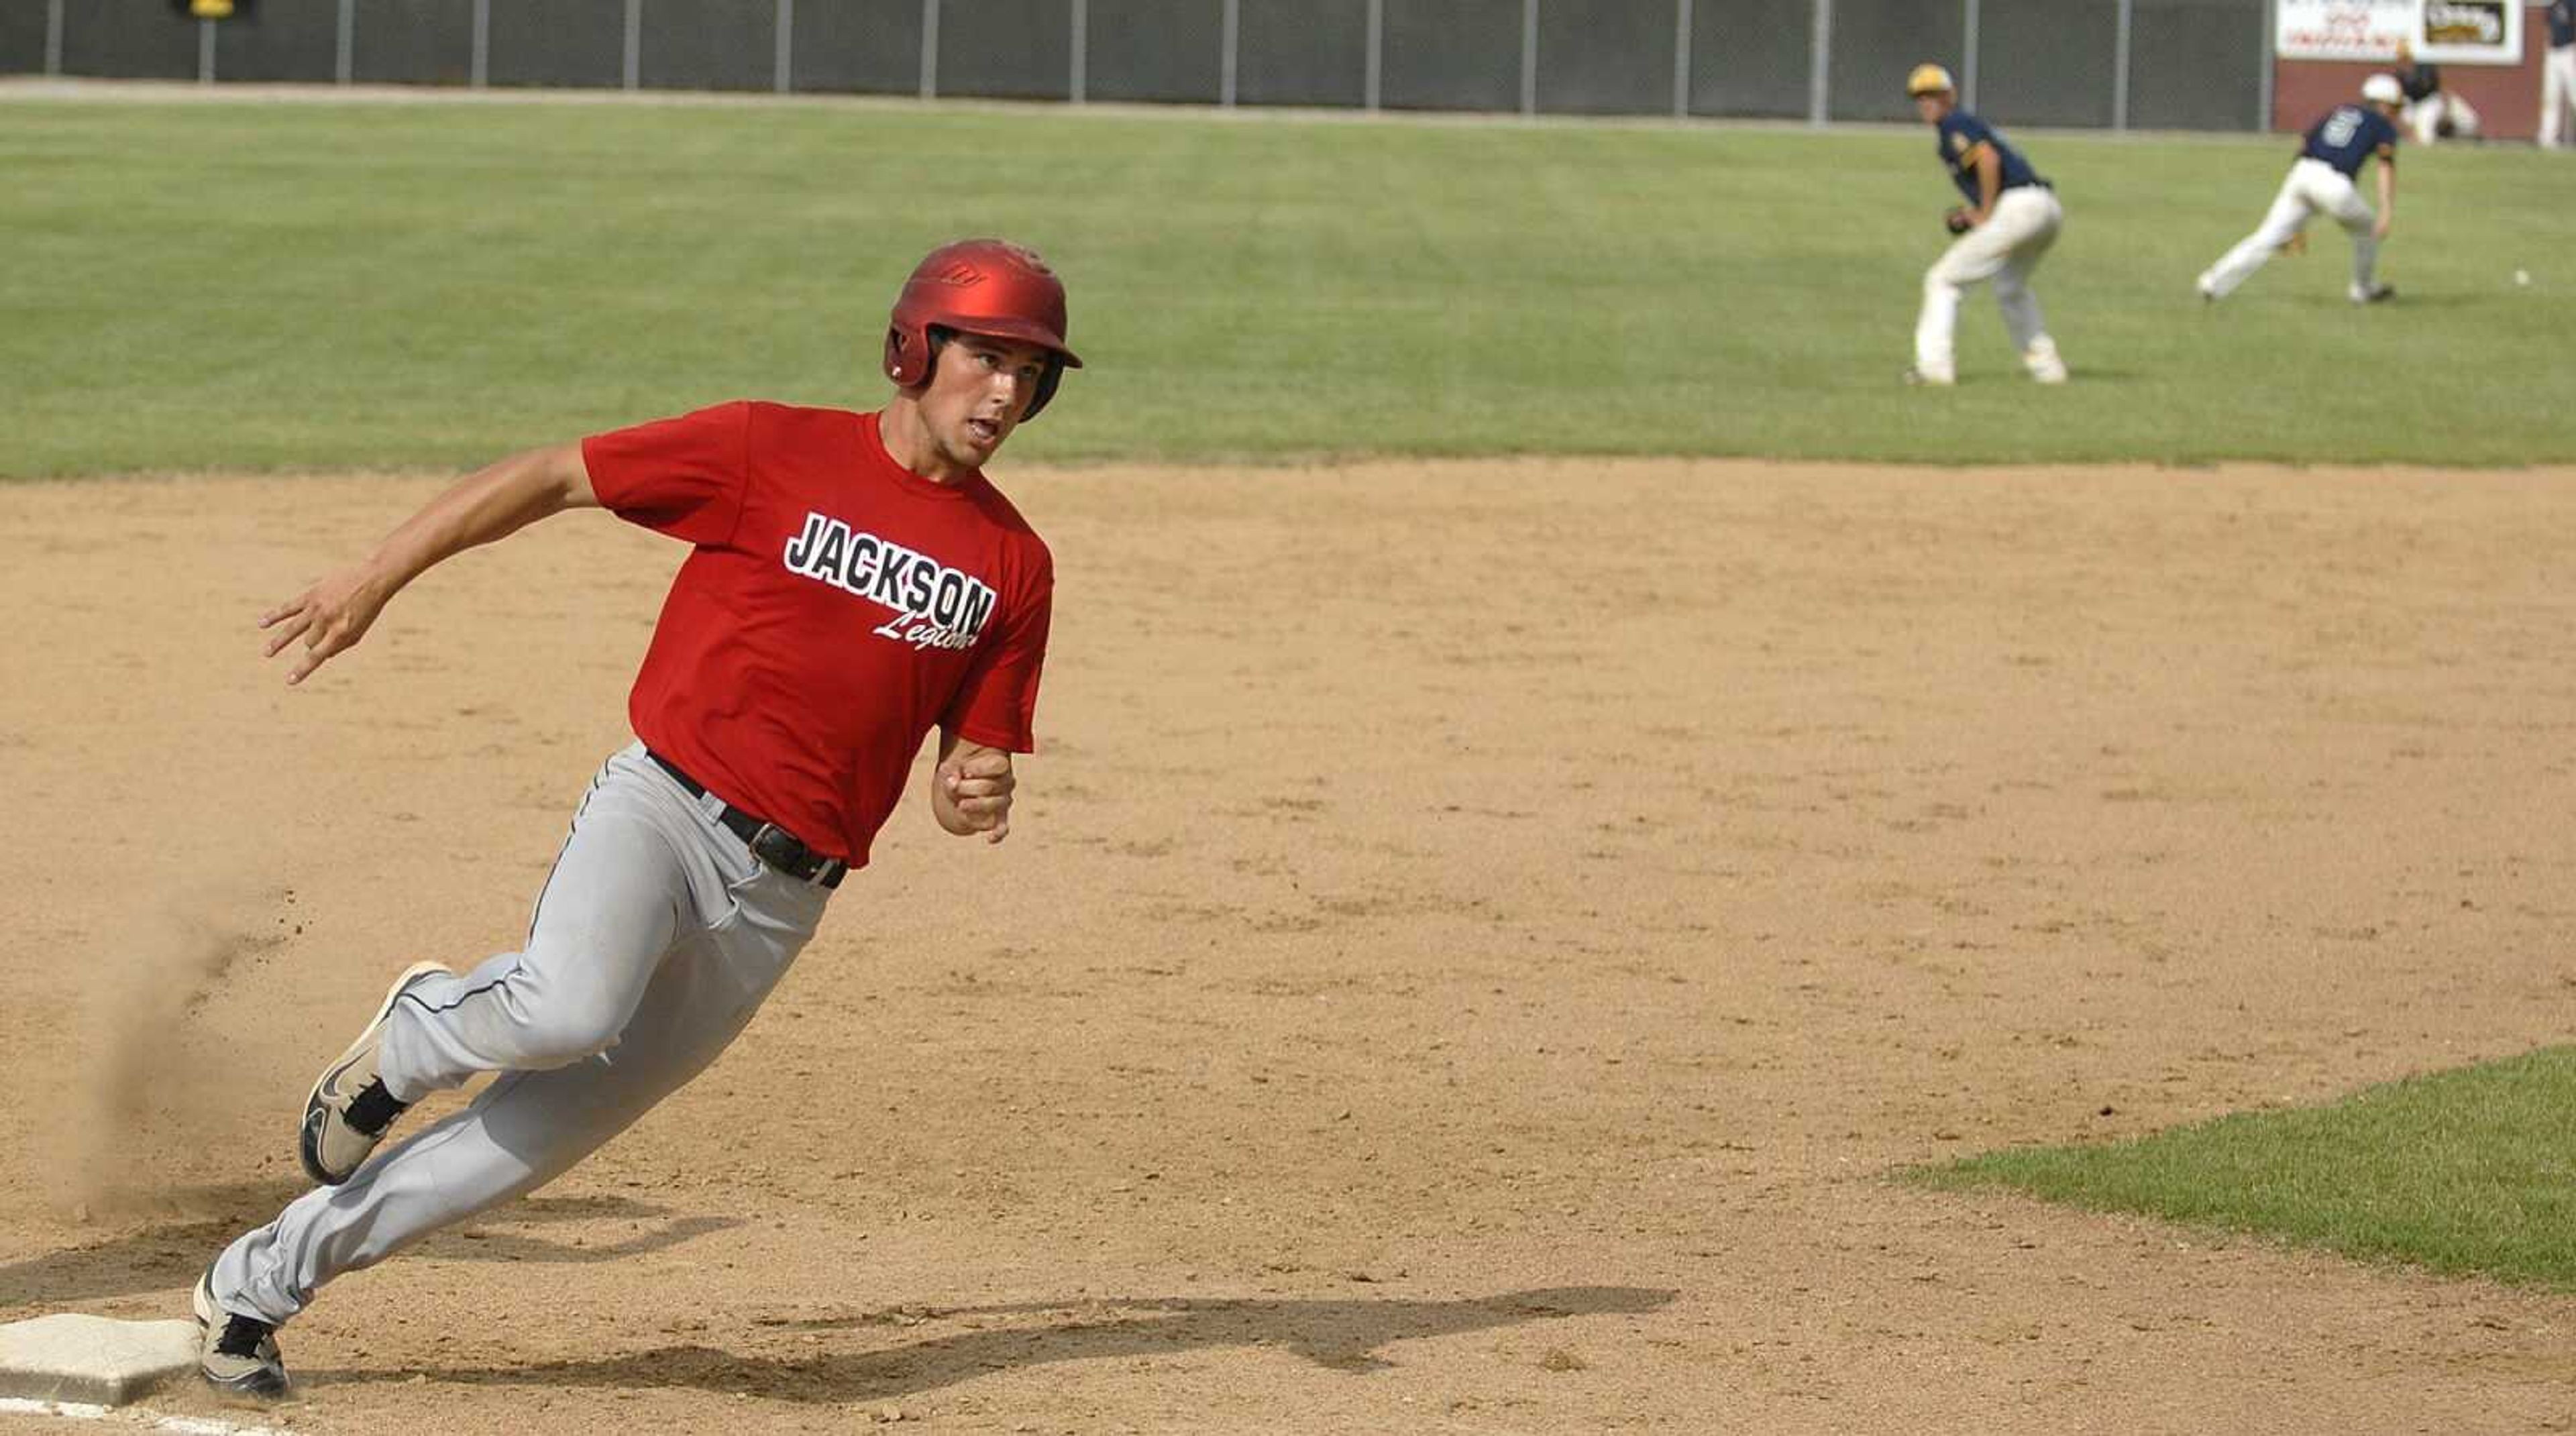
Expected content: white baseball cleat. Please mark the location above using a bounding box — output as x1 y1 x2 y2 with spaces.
2349 282 2397 305
299 960 452 1185
194 1266 287 1398
2023 341 2069 384
1902 366 1956 387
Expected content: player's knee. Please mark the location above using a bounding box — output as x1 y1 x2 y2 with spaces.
515 1002 626 1067
484 975 629 1067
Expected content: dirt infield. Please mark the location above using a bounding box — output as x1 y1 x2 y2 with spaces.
3 459 2573 1433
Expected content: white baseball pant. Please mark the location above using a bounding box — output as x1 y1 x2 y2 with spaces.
2406 93 2480 144
210 741 830 1325
1913 184 2066 384
2544 44 2575 150
2198 158 2381 300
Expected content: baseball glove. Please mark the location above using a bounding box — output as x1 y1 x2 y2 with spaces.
1943 207 1974 235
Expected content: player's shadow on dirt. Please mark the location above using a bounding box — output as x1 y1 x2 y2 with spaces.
387 1286 1676 1402
0 1182 735 1309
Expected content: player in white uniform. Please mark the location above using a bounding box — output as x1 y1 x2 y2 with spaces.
2541 0 2575 150
2394 44 2480 145
1902 63 2069 387
2197 76 2402 306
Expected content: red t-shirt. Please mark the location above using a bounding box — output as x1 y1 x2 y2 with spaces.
580 402 1053 869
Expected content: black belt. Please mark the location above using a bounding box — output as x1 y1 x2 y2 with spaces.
648 751 847 889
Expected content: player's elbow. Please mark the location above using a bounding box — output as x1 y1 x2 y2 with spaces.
536 442 601 512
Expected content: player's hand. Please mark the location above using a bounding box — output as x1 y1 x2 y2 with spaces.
2371 213 2393 241
936 747 1016 844
258 565 392 685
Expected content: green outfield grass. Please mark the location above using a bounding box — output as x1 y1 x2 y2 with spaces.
2 94 2570 476
1908 1048 2576 1290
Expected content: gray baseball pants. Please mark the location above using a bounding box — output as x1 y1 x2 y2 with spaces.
211 741 831 1325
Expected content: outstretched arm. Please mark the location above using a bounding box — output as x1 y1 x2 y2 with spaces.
930 728 1018 844
2373 155 2396 239
259 441 599 683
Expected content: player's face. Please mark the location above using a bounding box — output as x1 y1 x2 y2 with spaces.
1913 93 1952 123
920 334 1054 468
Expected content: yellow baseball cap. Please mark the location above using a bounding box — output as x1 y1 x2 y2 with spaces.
1907 63 1957 97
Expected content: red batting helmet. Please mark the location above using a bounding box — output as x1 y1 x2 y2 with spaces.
883 238 1082 421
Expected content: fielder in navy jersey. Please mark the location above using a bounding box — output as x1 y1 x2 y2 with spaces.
2197 75 2403 306
1902 62 2068 387
2394 41 2480 144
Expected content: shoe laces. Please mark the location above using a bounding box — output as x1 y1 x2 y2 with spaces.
215 1313 276 1360
345 1078 409 1137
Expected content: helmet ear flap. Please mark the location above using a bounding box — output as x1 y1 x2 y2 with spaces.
885 324 952 390
884 323 919 386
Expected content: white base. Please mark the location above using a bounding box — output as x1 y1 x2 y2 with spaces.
0 1314 198 1406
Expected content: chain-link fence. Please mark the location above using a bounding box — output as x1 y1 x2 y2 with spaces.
0 1 50 75
3 0 2272 131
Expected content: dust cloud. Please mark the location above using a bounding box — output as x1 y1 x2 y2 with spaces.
50 876 298 1217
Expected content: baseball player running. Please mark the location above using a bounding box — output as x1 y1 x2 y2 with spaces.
1903 62 2069 387
2542 0 2575 150
188 238 1075 1395
2197 76 2402 306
